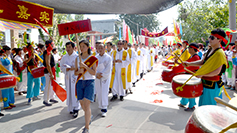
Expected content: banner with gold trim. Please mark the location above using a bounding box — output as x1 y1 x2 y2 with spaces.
0 0 54 27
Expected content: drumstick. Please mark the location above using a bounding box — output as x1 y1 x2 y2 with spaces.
0 64 20 81
219 122 237 133
174 53 185 65
214 97 237 112
176 75 194 92
75 34 85 80
184 68 195 74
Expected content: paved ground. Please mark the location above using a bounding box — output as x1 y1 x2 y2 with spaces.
0 57 236 133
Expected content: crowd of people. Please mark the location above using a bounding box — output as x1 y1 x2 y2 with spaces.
0 28 236 133
0 39 160 133
162 28 236 112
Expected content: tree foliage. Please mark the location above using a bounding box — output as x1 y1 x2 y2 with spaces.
119 14 160 38
177 0 231 44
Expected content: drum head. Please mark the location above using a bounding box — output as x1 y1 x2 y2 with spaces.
0 75 14 78
167 60 174 63
163 69 172 72
194 105 237 133
173 74 201 85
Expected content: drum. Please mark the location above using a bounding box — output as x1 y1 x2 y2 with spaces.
185 105 237 133
31 67 45 78
0 75 17 90
161 69 177 83
168 64 174 69
171 74 203 98
162 60 174 67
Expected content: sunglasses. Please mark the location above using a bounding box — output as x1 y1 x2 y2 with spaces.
209 35 217 40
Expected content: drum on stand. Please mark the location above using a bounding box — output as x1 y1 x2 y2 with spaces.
161 69 177 83
0 75 17 90
185 105 237 133
31 67 45 78
172 74 203 98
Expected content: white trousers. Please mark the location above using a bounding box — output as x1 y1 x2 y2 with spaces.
44 73 55 101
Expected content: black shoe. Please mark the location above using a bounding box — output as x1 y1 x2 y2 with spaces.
49 99 58 103
132 83 136 87
0 112 4 116
73 110 79 118
18 92 22 95
120 96 124 101
109 88 112 93
94 94 96 102
125 90 128 94
69 111 73 114
130 91 133 94
43 101 52 106
110 95 118 101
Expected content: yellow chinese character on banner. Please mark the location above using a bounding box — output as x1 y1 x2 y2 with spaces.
0 10 3 13
162 31 164 34
16 5 30 19
39 11 50 23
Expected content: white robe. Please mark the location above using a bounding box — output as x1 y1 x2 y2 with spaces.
60 52 80 112
112 49 130 96
126 48 138 89
147 48 155 71
134 49 142 80
14 55 27 92
106 49 113 56
140 48 148 73
95 53 112 109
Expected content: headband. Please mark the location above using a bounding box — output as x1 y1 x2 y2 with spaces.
189 45 199 51
177 43 182 47
183 41 189 46
211 34 228 45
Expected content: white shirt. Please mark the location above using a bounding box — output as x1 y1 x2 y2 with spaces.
77 55 96 80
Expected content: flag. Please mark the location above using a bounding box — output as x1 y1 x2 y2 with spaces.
173 19 177 36
52 80 67 102
128 27 133 44
180 23 183 35
126 25 129 43
222 28 237 47
123 20 126 40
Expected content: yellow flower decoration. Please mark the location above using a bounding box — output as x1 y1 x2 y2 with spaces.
3 97 8 102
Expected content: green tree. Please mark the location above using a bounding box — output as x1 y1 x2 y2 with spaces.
119 14 160 38
177 0 230 44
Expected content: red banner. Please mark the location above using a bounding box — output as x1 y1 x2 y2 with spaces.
0 0 54 27
141 27 168 37
58 19 92 36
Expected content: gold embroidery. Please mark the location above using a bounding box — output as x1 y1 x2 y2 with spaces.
16 5 30 19
39 11 50 23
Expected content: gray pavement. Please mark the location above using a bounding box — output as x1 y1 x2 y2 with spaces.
0 57 236 133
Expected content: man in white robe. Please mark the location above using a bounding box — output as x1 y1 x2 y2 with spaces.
147 45 155 71
123 42 137 93
134 44 142 82
110 41 130 101
60 42 80 118
95 44 112 117
106 42 113 56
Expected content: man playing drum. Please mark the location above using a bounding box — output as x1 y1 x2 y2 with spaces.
176 43 201 111
184 28 227 106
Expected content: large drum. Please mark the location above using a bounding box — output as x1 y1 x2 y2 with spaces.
162 60 174 67
168 64 175 69
185 105 237 133
172 74 203 98
31 67 45 78
161 69 177 83
0 75 17 90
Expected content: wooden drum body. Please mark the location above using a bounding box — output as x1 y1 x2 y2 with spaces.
171 74 203 98
161 69 177 83
185 105 237 133
31 67 45 78
0 75 17 90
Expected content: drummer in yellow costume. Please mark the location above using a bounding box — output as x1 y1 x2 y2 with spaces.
110 41 130 101
184 28 228 106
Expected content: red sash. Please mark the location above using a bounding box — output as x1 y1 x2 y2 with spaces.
75 56 98 97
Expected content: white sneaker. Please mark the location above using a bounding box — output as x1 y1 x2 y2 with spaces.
101 112 106 117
